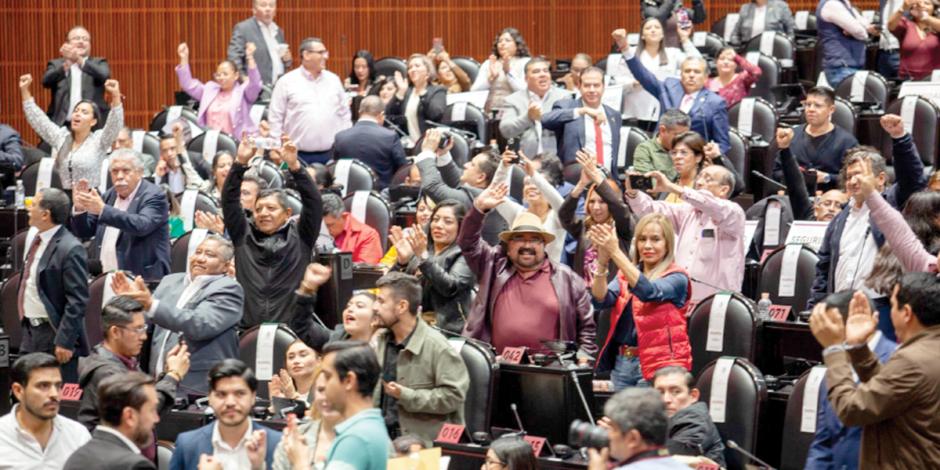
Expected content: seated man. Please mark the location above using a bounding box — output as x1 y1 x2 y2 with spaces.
169 360 281 470
111 126 155 175
372 272 469 444
806 290 896 470
652 366 726 467
499 57 569 157
152 125 204 194
77 296 189 432
321 192 383 264
0 122 24 185
111 234 244 396
632 109 691 181
0 353 91 469
625 165 745 302
333 95 408 189
71 148 171 280
222 135 321 328
460 183 597 360
773 87 859 191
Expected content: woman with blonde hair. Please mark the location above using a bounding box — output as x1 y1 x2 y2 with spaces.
589 213 692 390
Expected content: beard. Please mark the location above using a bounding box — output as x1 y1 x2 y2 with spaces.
23 399 58 421
131 422 154 448
216 407 250 428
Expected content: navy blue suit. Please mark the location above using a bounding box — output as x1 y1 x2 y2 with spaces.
169 421 281 470
805 335 897 470
333 120 408 189
541 98 622 177
71 178 170 281
625 55 731 154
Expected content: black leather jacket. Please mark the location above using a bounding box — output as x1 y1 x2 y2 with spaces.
393 242 475 335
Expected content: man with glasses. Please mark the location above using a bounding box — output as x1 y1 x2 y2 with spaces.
228 0 291 85
267 37 351 164
41 25 111 125
77 296 190 436
460 183 597 361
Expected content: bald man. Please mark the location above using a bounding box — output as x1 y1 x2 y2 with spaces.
333 96 408 189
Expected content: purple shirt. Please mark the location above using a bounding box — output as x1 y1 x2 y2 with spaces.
491 259 560 355
267 66 351 152
626 188 746 302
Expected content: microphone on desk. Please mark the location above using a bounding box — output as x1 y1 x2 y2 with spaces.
510 403 526 435
569 370 596 426
690 277 726 293
727 440 776 470
751 170 788 192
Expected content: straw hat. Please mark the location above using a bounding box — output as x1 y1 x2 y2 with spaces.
498 212 556 244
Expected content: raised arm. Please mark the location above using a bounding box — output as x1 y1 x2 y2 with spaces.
458 184 507 274
283 138 322 245
175 43 206 101
221 138 255 245
20 74 68 148
96 80 125 152
881 116 926 208
243 42 263 104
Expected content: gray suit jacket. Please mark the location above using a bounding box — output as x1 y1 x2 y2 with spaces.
147 273 244 396
498 86 570 157
731 0 796 45
64 429 155 470
227 17 291 85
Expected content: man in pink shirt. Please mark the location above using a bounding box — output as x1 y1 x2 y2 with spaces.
267 37 351 164
625 164 745 302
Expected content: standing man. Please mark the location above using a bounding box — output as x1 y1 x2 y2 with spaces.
228 0 291 86
500 57 570 157
18 188 89 382
64 372 161 470
268 37 351 164
41 26 110 125
817 0 875 87
333 96 408 189
0 353 91 469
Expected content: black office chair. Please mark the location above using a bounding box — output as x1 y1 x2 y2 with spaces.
389 162 415 188
452 56 481 84
344 191 392 251
149 105 200 133
374 56 407 79
780 366 826 470
793 11 818 36
0 271 23 352
745 32 796 69
127 129 162 172
442 103 487 142
758 244 819 313
327 159 377 197
617 126 650 173
21 147 49 168
726 128 750 187
170 228 212 274
594 57 608 72
827 96 859 135
20 159 63 197
686 293 758 376
187 130 239 180
882 96 940 168
692 31 727 60
729 97 778 146
695 357 767 470
252 160 285 190
85 272 117 348
745 53 782 101
284 189 303 216
710 13 741 43
835 70 889 111
437 329 498 436
238 324 299 399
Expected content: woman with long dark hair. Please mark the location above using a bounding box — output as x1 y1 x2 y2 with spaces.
344 49 377 96
482 436 539 470
471 27 532 114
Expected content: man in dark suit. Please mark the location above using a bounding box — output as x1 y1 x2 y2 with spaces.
169 359 281 470
41 26 110 125
0 123 24 185
111 234 244 396
18 188 89 382
613 28 731 154
541 66 623 176
227 0 291 85
64 371 160 470
72 148 171 281
333 96 408 189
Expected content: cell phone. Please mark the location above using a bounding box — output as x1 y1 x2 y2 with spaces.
629 174 653 191
507 137 521 153
676 8 693 30
255 137 279 150
432 37 444 53
438 132 451 150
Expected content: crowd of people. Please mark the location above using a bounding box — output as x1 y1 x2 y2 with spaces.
2 0 940 469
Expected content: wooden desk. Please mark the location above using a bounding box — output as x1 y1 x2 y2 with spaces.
439 442 587 470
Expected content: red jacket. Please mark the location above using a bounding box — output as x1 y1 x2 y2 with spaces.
336 215 383 264
611 263 692 379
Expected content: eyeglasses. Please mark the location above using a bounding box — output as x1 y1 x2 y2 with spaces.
119 325 148 335
484 457 506 468
69 35 91 41
306 48 329 57
510 235 544 245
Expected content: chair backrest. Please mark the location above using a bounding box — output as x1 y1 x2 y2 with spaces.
414 132 470 167
726 128 749 184
729 97 778 145
687 292 758 376
563 162 582 185
452 56 481 84
594 57 608 72
710 13 741 43
695 357 767 470
831 96 858 135
149 105 200 133
252 160 285 190
22 147 49 168
780 366 827 470
745 32 795 66
793 11 817 35
692 31 727 60
618 126 650 172
238 323 299 399
390 162 414 188
156 440 175 470
327 159 376 197
374 56 407 79
187 130 239 180
443 103 487 142
8 229 29 273
20 158 63 197
130 130 162 171
835 70 889 110
439 331 498 436
0 271 23 352
284 189 303 216
344 191 392 250
758 244 819 312
170 228 211 274
85 272 117 348
744 53 781 102
883 95 940 168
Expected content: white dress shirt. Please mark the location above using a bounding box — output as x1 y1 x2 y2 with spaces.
577 106 613 167
211 421 255 470
267 67 352 152
68 62 83 116
23 225 62 319
879 0 903 50
750 5 768 38
835 201 878 293
404 91 421 142
256 19 285 80
0 405 92 470
99 180 142 273
95 425 141 454
820 0 871 41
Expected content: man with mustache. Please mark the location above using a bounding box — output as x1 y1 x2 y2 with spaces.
460 183 597 361
41 25 111 125
499 57 569 157
71 149 171 281
64 372 161 470
0 353 91 469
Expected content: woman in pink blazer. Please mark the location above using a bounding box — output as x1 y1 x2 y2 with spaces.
175 41 262 139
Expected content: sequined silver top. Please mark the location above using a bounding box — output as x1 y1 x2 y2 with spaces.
23 98 123 189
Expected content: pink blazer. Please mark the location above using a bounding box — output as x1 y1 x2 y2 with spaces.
175 64 262 139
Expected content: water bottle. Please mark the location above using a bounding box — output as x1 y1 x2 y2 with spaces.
14 179 25 209
757 292 772 321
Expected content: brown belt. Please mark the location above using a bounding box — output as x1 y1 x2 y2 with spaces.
619 345 638 358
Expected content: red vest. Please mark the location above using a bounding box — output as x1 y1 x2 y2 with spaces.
608 263 693 379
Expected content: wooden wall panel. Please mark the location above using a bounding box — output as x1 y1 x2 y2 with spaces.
0 0 878 145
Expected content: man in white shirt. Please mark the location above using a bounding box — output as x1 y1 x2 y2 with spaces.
227 0 291 85
0 353 91 470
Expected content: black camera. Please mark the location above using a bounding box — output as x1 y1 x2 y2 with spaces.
629 174 653 191
569 420 609 449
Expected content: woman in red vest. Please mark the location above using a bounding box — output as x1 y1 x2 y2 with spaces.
589 213 692 390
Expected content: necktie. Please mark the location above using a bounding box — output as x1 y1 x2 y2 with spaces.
17 236 44 320
594 118 604 166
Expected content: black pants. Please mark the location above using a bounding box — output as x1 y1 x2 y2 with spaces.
21 320 79 383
